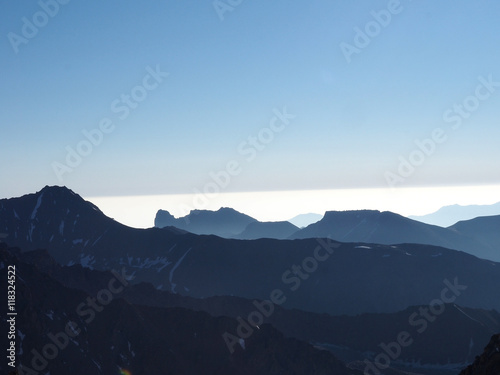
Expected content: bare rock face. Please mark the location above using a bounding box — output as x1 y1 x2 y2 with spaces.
459 334 500 375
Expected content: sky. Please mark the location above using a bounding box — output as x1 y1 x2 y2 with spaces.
1 1 500 227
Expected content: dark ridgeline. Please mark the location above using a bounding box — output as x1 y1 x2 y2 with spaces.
232 220 299 240
13 246 500 371
0 243 360 375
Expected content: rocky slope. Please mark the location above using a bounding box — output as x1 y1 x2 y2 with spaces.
459 334 500 375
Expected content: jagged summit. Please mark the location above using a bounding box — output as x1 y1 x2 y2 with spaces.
38 185 82 198
39 184 76 194
11 185 103 215
155 207 257 237
155 208 301 240
1 185 105 222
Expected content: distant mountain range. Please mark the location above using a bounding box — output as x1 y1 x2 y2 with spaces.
154 207 500 262
1 186 499 374
289 209 500 262
1 186 500 317
286 213 323 228
409 201 500 227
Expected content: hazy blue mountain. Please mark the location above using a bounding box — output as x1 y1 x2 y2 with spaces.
409 201 500 227
155 207 257 237
1 187 500 317
233 220 299 240
287 213 323 228
289 209 500 261
449 215 500 253
155 207 300 240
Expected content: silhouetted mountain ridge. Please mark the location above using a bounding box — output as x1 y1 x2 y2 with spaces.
155 207 301 240
449 215 500 256
155 207 257 237
155 205 500 261
1 186 500 318
290 209 500 261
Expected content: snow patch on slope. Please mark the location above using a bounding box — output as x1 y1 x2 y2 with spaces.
169 248 191 293
453 305 483 325
80 254 96 269
31 192 44 220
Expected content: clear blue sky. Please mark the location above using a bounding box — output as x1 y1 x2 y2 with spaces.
1 0 500 199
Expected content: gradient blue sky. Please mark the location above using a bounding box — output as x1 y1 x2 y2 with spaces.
1 0 500 202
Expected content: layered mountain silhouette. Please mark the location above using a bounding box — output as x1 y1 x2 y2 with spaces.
9 244 500 375
154 206 500 261
0 243 359 375
155 208 299 240
155 207 257 238
1 187 500 317
287 213 323 228
449 215 500 256
409 201 500 227
289 209 500 261
153 204 500 262
3 186 500 374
